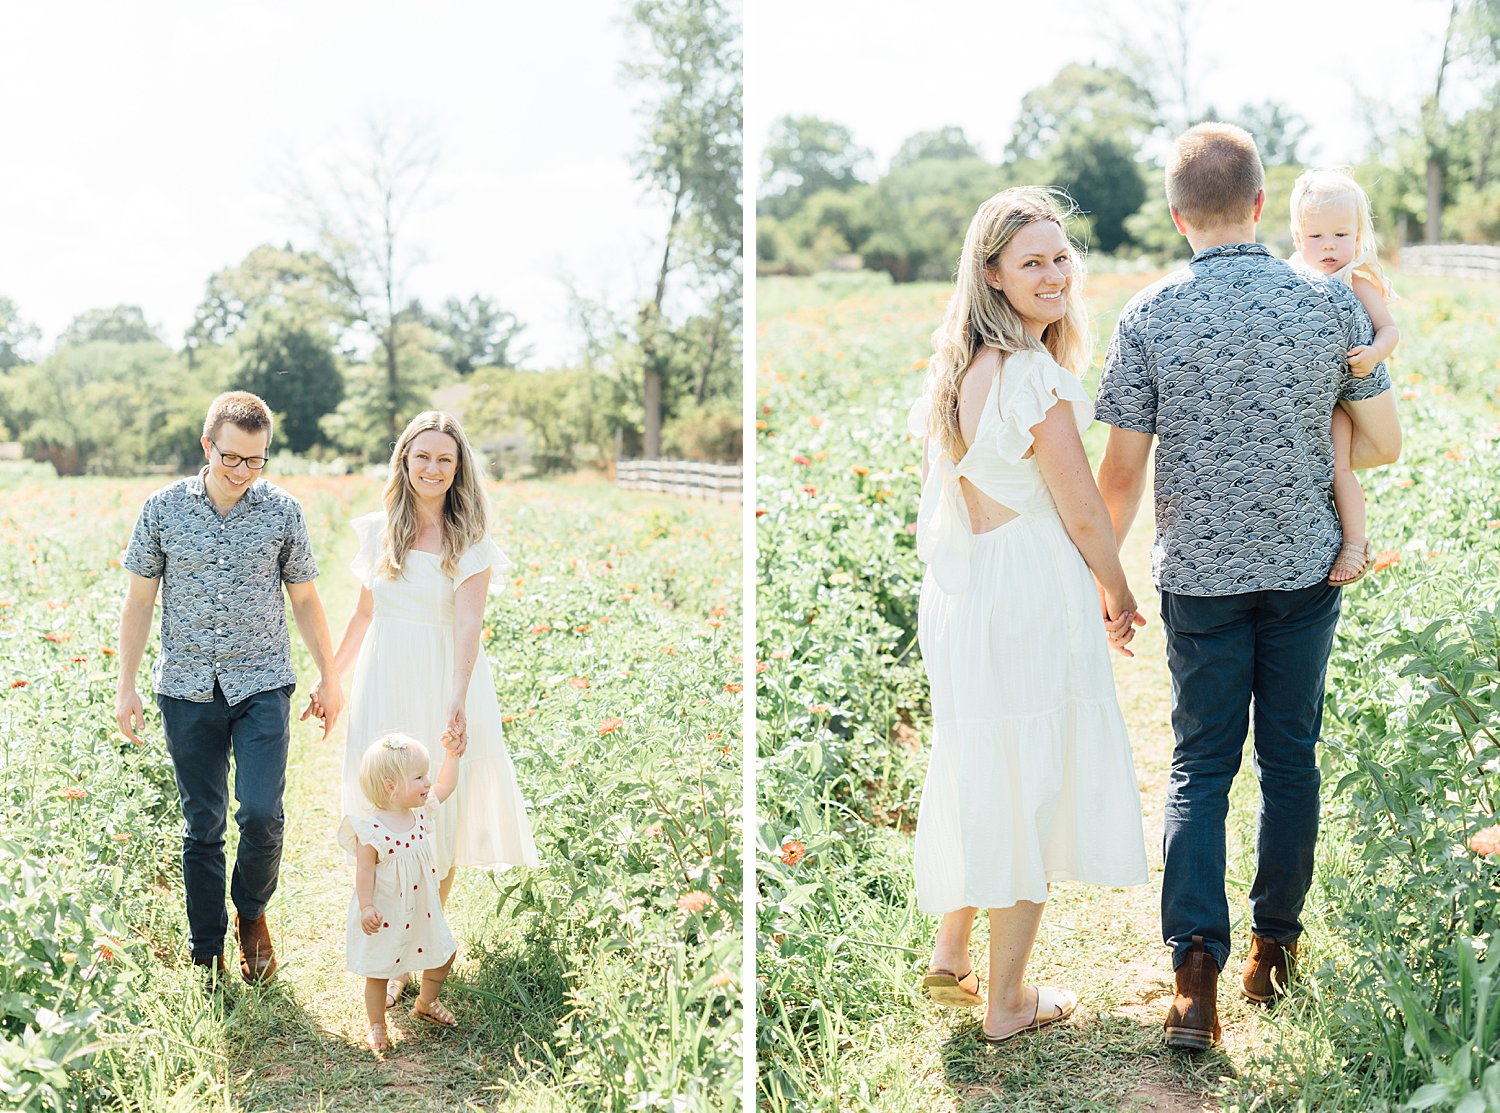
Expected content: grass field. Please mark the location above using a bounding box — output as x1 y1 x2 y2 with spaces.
755 268 1500 1112
0 470 741 1112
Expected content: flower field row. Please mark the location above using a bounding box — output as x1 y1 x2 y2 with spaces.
755 269 1500 1111
0 471 741 1112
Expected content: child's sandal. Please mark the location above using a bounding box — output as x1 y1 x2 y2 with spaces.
411 999 458 1028
1328 540 1373 586
385 972 412 1009
366 1022 389 1051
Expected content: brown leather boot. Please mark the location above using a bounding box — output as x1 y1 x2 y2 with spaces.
1241 933 1298 1004
235 912 277 984
1164 935 1221 1050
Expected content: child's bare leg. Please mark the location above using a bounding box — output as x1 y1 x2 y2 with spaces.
1329 407 1370 584
412 952 458 1027
363 977 389 1050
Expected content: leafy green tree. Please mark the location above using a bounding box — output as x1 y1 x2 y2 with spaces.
430 295 532 374
186 244 351 361
0 297 41 371
4 342 212 474
1049 132 1147 253
231 324 344 454
1231 101 1310 168
861 158 1004 282
319 321 451 462
1006 64 1157 165
891 127 981 169
760 115 869 220
624 0 743 458
59 305 160 348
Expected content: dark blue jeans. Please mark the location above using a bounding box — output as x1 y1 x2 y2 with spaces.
157 682 293 961
1159 581 1341 973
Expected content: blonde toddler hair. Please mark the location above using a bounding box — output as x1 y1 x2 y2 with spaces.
923 186 1091 464
1289 167 1394 299
358 733 429 810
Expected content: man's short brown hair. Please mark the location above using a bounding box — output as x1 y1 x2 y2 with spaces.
203 391 274 443
1165 123 1265 230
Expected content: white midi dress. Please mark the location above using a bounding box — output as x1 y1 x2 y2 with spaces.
341 512 541 876
910 350 1148 913
339 802 457 978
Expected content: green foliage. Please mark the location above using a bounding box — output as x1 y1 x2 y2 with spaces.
0 296 41 372
464 366 625 473
319 323 454 462
760 116 870 221
755 272 1500 1111
422 294 533 375
185 244 352 359
58 307 160 349
230 324 344 454
1230 100 1311 167
890 128 980 170
1 342 218 475
0 473 741 1111
661 395 742 462
1005 63 1157 165
860 158 1006 282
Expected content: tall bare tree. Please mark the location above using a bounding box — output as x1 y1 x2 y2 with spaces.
292 120 439 441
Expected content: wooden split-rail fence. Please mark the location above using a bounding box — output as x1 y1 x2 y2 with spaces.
615 459 742 502
1398 244 1500 280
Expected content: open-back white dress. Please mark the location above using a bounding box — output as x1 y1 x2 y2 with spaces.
909 350 1148 912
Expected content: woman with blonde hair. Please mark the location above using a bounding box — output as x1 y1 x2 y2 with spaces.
322 411 540 1011
909 187 1148 1042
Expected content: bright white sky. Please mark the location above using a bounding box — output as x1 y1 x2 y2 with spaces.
747 0 1463 184
0 0 669 367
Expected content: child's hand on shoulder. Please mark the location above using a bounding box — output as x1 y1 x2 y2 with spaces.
1347 345 1377 378
361 904 382 935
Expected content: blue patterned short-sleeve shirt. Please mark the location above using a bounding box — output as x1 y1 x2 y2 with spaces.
1094 243 1392 596
123 469 319 704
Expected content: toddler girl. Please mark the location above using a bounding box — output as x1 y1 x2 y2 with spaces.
340 731 464 1051
1289 167 1400 585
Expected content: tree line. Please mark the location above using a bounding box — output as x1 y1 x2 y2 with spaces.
759 0 1500 280
0 0 741 478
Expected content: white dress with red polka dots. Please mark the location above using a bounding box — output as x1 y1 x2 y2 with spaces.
339 802 457 979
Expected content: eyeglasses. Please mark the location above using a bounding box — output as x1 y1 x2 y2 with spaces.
211 442 268 470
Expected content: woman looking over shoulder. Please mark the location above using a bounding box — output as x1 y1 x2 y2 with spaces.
909 187 1148 1043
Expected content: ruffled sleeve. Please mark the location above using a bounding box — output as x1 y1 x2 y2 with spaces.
338 814 377 856
453 536 515 592
993 350 1094 463
349 511 386 590
906 394 932 439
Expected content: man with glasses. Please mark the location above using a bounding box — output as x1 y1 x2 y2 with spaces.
116 390 343 984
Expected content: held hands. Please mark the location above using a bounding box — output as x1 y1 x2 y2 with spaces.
360 904 382 935
443 697 468 756
1347 345 1377 378
298 674 344 740
1099 583 1148 658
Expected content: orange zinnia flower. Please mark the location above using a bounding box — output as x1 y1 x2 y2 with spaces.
529 623 551 635
9 679 27 688
724 683 743 694
1470 825 1500 857
568 677 591 689
780 840 807 867
676 891 711 913
62 786 88 800
598 717 624 735
1372 551 1401 572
